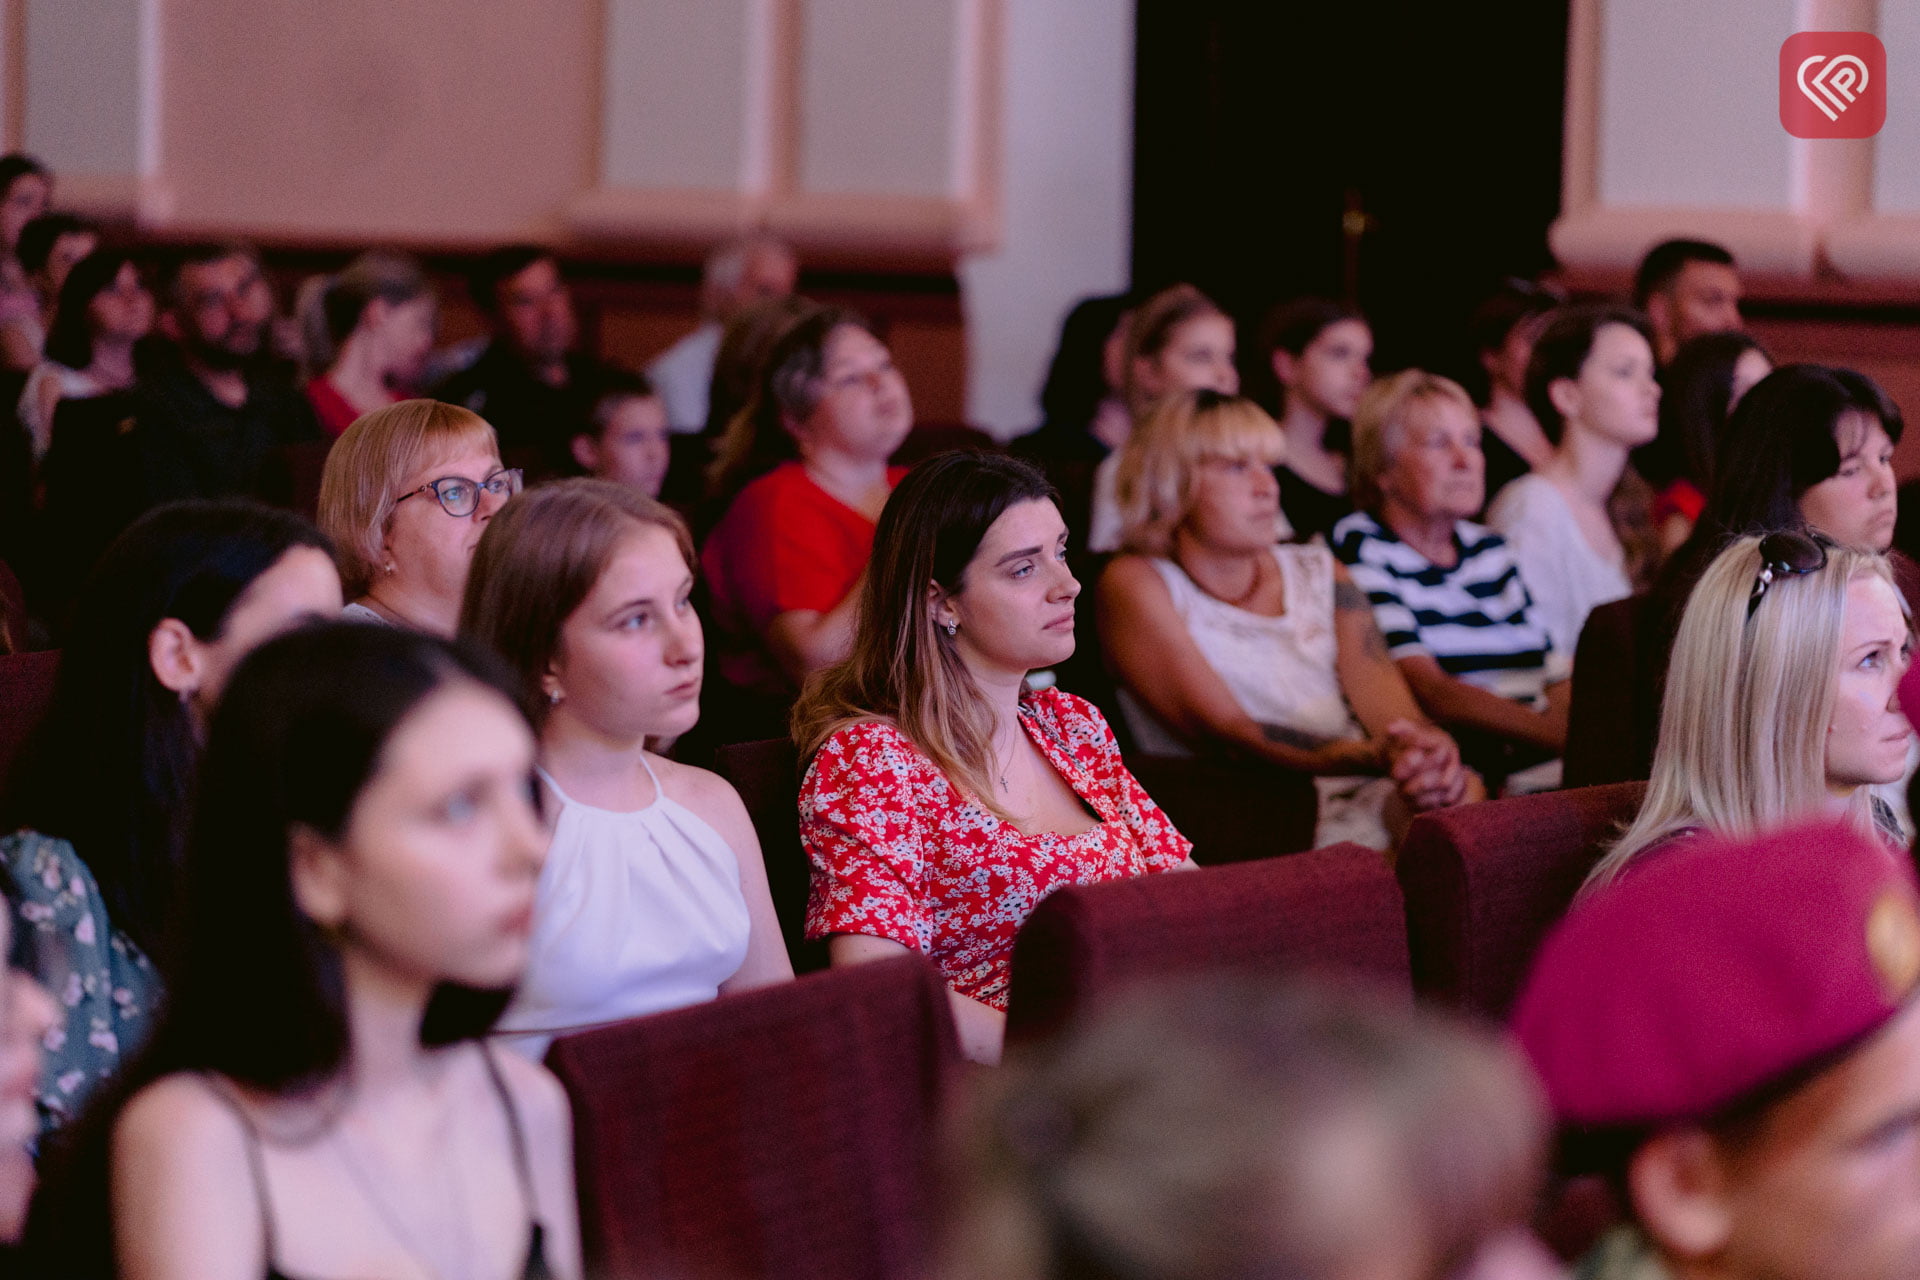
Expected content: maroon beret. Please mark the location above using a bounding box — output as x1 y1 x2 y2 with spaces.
1513 821 1920 1130
1900 659 1920 733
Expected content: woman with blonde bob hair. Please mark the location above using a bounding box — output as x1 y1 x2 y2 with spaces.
940 974 1559 1280
1098 390 1474 851
1587 531 1912 889
795 452 1193 1065
318 397 520 635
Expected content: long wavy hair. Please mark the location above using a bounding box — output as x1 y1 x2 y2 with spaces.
792 452 1058 821
1588 535 1898 889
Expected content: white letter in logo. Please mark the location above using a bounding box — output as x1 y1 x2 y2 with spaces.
1798 53 1871 122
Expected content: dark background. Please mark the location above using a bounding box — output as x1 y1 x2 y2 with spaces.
1130 0 1571 391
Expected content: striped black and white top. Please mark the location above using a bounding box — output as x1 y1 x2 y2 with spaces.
1330 510 1568 708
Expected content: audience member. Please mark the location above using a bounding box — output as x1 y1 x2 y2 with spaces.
1633 237 1743 366
460 479 791 1056
1012 293 1135 548
703 306 913 697
318 399 518 635
1334 371 1569 792
0 501 341 1131
0 154 50 372
1487 304 1661 656
116 242 322 511
1468 279 1563 501
1085 284 1239 552
299 250 437 437
435 244 615 474
0 908 56 1244
1587 533 1908 890
26 623 582 1280
1098 391 1471 851
795 453 1194 1063
700 293 817 440
944 975 1557 1280
19 249 151 461
1260 296 1373 543
1637 331 1772 554
570 370 670 498
15 212 97 330
1516 820 1920 1280
649 233 798 434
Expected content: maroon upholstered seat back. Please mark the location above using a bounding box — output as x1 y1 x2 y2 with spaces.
0 649 59 795
1005 842 1410 1044
711 736 823 973
1122 754 1317 864
547 955 960 1280
1395 782 1647 1018
1564 594 1652 787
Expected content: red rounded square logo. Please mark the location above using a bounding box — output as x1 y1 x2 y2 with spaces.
1780 32 1885 138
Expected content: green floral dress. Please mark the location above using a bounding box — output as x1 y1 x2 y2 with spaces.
1 829 160 1134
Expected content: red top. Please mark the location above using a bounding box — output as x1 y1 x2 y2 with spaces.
1652 478 1706 528
305 376 377 439
801 688 1191 1010
700 462 906 694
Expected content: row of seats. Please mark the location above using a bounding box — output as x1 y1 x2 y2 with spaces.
546 769 1644 1279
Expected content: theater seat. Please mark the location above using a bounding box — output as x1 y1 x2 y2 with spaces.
0 649 59 793
0 557 27 652
1395 782 1646 1018
711 737 825 974
547 954 959 1280
889 422 1000 466
1563 594 1652 787
1004 842 1410 1044
1122 754 1317 864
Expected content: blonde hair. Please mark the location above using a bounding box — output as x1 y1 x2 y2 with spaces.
1121 284 1226 412
317 399 498 597
1113 390 1284 558
1349 370 1478 511
1587 536 1902 889
940 975 1547 1280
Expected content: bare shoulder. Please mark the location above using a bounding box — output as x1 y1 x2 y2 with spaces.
1099 552 1165 599
649 754 754 835
487 1047 571 1132
114 1073 253 1175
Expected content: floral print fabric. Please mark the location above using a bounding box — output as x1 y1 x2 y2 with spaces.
801 688 1190 1010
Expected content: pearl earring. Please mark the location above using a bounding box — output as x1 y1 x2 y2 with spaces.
944 620 958 637
548 687 563 705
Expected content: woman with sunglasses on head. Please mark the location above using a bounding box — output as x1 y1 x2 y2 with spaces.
1585 531 1911 891
318 398 521 636
795 453 1194 1066
23 624 582 1280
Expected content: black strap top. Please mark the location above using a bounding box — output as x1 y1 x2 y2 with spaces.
204 1045 554 1280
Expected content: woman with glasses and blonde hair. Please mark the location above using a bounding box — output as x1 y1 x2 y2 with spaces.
1586 531 1912 890
795 452 1193 1065
318 398 520 635
1098 390 1473 852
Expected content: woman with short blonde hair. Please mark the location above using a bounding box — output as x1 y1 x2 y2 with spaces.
317 397 518 635
1099 390 1474 852
1333 371 1569 793
1587 532 1911 889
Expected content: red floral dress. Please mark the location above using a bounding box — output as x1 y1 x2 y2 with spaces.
801 688 1191 1010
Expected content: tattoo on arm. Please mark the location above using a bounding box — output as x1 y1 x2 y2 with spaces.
1335 577 1392 659
1334 580 1370 612
1360 617 1391 660
1261 722 1334 751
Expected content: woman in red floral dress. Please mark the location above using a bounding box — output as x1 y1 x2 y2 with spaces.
793 452 1194 1063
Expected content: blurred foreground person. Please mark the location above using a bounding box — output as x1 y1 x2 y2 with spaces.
1517 821 1920 1280
943 974 1561 1280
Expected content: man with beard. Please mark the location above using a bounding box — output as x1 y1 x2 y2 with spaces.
433 244 616 477
118 243 320 507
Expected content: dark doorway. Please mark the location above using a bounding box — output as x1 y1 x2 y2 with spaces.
1132 0 1570 389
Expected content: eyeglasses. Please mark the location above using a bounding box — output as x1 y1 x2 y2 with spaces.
1747 530 1829 618
394 468 523 517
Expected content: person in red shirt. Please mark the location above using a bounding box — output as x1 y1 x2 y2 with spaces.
301 251 437 438
702 306 914 696
793 453 1195 1064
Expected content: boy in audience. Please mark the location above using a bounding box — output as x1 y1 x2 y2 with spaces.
1515 821 1920 1280
648 233 797 434
116 242 321 510
434 244 615 476
570 371 671 498
1633 238 1742 366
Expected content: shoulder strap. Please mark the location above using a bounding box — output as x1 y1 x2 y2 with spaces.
479 1044 543 1226
196 1074 282 1271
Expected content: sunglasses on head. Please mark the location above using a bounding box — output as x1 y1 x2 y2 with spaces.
1747 530 1830 619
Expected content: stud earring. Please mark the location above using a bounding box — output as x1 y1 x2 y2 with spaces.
944 620 958 637
548 687 563 705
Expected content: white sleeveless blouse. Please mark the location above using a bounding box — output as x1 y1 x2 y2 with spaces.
1117 542 1396 851
497 754 751 1056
